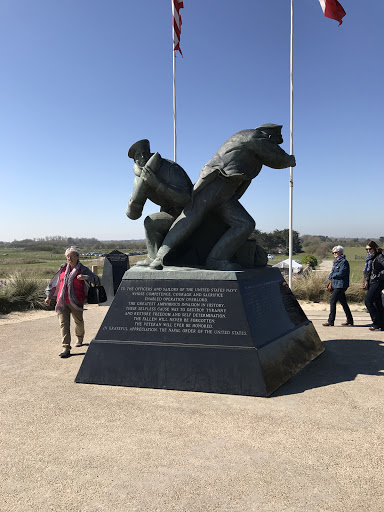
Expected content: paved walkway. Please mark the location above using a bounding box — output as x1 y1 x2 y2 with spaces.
316 258 334 273
0 304 383 511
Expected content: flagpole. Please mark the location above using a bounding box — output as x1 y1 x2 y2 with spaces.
288 0 294 289
172 0 183 163
173 49 177 162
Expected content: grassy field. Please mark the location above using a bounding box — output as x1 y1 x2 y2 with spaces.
343 247 366 284
0 246 371 312
0 248 145 280
269 247 367 284
0 247 367 282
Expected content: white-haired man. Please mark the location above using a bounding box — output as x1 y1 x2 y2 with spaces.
45 247 97 358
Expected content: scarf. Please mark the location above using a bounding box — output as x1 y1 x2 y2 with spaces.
363 252 375 276
328 254 345 280
55 262 83 314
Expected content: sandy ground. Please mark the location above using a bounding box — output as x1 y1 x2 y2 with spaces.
0 302 383 512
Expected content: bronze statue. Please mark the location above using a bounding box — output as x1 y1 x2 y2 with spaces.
126 139 193 266
149 124 296 271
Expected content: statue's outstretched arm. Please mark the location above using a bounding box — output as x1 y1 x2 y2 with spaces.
126 176 148 220
252 139 296 169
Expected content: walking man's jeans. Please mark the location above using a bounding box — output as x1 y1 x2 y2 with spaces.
328 288 353 324
365 281 384 328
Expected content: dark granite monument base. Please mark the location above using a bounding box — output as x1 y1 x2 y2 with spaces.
75 267 324 397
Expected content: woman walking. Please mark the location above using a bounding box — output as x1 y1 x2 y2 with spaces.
323 245 353 327
45 247 97 358
363 241 384 331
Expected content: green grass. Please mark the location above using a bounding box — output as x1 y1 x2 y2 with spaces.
0 248 147 279
344 246 367 261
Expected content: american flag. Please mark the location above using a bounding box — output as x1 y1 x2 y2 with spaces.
172 0 184 56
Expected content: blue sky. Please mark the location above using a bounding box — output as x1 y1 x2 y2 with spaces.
0 0 382 242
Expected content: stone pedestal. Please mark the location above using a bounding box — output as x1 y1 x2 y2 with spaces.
76 266 324 396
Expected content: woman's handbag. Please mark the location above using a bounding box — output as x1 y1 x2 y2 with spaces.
326 281 333 292
98 284 108 303
87 276 108 304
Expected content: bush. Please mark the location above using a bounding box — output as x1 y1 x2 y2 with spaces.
0 272 46 313
301 254 318 268
291 271 366 303
345 283 366 304
291 271 329 302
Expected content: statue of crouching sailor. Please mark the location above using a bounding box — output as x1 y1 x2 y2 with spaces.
149 124 296 271
126 139 193 266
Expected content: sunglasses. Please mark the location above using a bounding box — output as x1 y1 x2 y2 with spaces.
366 247 372 251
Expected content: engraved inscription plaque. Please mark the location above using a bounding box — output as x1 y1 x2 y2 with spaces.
98 280 253 348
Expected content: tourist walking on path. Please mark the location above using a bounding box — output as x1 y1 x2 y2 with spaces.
323 246 354 327
363 241 384 331
45 247 97 358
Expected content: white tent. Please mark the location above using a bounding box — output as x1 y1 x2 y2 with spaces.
273 259 302 274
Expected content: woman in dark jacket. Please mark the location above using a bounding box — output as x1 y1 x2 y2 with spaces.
323 245 354 327
363 241 384 331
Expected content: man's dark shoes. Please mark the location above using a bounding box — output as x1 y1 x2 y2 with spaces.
369 325 382 331
322 322 334 326
59 348 70 358
341 322 354 326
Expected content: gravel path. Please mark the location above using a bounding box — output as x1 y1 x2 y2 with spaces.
316 259 334 273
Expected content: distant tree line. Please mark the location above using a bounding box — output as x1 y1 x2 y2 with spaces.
251 229 302 254
301 235 384 259
1 234 383 258
250 231 384 257
0 236 146 252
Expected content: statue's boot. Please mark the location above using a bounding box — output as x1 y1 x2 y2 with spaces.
206 257 242 271
135 257 154 267
149 257 163 270
149 245 171 270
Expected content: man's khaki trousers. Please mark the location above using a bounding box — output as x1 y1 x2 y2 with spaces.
58 303 84 349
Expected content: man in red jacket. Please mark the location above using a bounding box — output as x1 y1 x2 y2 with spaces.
45 247 97 358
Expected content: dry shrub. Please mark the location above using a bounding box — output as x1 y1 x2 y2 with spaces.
345 283 366 303
291 271 366 303
291 271 330 302
0 272 46 313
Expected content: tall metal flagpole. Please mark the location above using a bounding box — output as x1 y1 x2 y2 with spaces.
288 0 294 289
173 49 177 162
172 0 183 163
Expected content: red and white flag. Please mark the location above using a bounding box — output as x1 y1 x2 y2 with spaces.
318 0 346 25
172 0 184 56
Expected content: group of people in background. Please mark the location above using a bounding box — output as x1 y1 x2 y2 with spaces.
323 241 384 331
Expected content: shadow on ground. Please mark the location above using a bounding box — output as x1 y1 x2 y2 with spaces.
273 338 384 397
